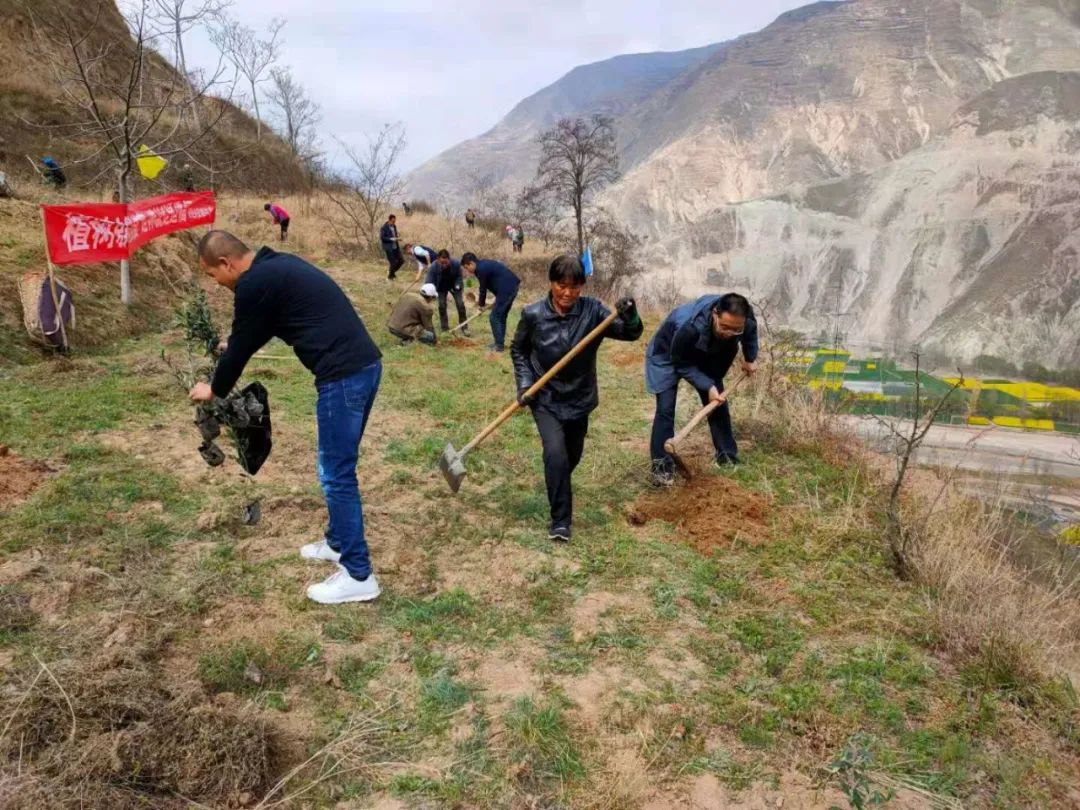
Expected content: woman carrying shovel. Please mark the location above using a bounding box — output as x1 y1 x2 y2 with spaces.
511 255 642 542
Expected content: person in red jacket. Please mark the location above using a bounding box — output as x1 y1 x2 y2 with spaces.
264 202 290 241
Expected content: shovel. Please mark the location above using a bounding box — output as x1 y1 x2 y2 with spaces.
447 306 489 335
664 375 747 479
439 309 620 492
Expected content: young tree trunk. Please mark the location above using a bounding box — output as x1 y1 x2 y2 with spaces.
119 170 131 305
175 21 201 129
574 193 584 257
250 77 262 140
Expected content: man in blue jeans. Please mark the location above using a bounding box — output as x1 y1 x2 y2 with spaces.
461 252 519 352
189 230 384 604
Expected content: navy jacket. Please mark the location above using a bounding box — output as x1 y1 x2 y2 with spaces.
379 221 399 252
512 295 642 421
212 247 381 397
474 259 520 307
645 295 757 395
425 259 464 293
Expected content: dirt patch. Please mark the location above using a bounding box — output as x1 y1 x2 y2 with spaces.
610 350 644 369
444 337 473 348
0 446 56 508
560 665 644 729
628 470 771 553
570 591 639 642
471 654 538 706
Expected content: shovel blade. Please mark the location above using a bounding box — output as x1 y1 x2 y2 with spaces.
664 439 693 481
438 442 467 493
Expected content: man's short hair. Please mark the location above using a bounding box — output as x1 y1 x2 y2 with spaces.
388 214 396 221
461 252 478 265
549 255 586 285
197 230 250 263
714 293 750 318
263 203 271 210
437 249 451 260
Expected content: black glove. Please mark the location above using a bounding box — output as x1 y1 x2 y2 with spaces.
516 389 535 407
615 296 638 320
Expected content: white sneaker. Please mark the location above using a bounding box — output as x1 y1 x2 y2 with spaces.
300 539 341 563
307 568 380 604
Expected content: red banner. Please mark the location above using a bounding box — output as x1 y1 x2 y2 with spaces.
42 192 216 265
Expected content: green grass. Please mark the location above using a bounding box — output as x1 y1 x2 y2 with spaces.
3 260 1078 807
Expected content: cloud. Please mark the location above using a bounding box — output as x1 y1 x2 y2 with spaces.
183 0 810 171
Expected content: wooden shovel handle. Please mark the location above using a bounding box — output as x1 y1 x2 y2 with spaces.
448 306 489 332
663 375 748 454
459 310 619 455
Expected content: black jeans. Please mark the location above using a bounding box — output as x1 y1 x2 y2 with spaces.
488 289 517 349
385 248 404 278
532 408 589 529
437 288 467 330
279 218 290 240
650 384 737 465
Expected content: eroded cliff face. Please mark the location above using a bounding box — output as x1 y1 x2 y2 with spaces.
665 72 1080 366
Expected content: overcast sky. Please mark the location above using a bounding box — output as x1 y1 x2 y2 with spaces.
185 1 811 172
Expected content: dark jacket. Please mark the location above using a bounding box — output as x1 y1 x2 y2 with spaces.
379 221 399 252
212 247 381 397
424 259 463 293
511 295 643 421
645 295 758 395
474 259 520 307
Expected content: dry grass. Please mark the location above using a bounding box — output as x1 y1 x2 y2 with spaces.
0 649 280 808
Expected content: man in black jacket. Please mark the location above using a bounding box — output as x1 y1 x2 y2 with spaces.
645 293 757 486
189 230 385 604
380 214 404 279
424 249 470 335
511 255 642 542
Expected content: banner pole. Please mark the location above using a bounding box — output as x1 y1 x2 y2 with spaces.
38 208 69 352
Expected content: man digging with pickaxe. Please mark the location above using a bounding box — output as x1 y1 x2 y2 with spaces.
645 293 757 487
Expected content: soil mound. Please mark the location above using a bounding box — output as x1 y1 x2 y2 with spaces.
629 469 771 554
0 446 55 508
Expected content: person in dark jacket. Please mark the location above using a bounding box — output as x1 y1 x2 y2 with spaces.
380 214 404 279
645 293 758 486
511 255 642 542
189 230 384 605
41 157 66 189
424 249 470 335
461 252 520 352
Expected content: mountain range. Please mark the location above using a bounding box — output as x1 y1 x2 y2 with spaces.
405 0 1080 366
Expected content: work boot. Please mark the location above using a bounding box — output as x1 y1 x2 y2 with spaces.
307 567 381 604
300 539 341 563
649 460 676 488
714 453 740 468
547 524 571 543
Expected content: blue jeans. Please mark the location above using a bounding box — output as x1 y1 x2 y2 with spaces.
316 362 381 579
489 289 517 349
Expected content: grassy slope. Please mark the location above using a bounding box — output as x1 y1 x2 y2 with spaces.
1 215 1078 808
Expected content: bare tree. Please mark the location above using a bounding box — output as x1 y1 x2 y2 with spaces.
320 124 406 253
212 16 284 140
582 210 645 299
874 352 966 577
27 0 233 304
148 0 232 127
265 66 321 162
516 184 563 248
533 115 620 256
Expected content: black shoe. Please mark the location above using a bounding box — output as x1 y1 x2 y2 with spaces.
714 453 740 468
460 326 471 337
649 460 676 488
548 524 571 542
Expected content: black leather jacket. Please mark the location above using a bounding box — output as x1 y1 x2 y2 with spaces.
511 295 643 421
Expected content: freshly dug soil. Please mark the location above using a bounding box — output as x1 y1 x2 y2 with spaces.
0 446 55 508
629 468 772 554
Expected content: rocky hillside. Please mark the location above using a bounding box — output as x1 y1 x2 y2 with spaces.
0 0 309 194
403 43 722 200
406 0 1080 365
673 70 1080 366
